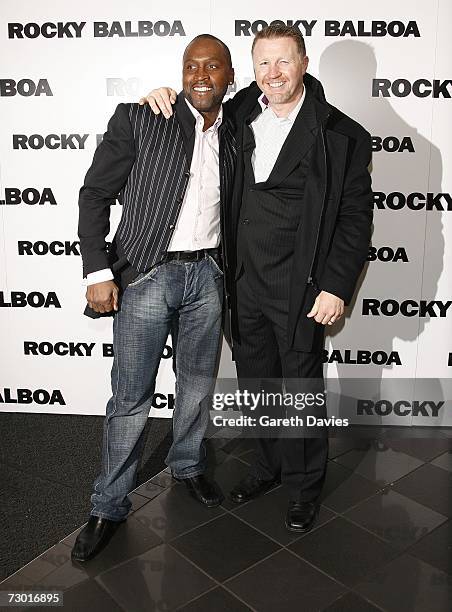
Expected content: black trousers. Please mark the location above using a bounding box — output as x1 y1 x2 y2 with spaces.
233 272 328 502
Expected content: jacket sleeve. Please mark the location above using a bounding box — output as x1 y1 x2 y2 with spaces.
319 129 373 304
78 103 136 276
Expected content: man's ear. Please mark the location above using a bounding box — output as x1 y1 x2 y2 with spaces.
229 68 235 85
302 55 309 76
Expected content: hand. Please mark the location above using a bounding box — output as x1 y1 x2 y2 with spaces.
86 280 119 313
138 87 177 118
307 290 344 325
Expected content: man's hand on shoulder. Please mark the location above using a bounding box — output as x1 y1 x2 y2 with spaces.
138 88 177 118
307 291 344 326
86 280 119 313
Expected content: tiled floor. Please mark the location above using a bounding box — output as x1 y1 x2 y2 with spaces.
1 435 451 612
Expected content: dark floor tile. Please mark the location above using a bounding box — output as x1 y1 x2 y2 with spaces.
18 545 89 592
430 451 452 472
232 485 335 545
179 587 252 611
23 578 124 612
98 544 214 612
227 549 345 612
132 480 165 500
408 520 452 575
321 461 381 512
355 554 452 612
383 437 452 462
207 455 253 510
392 463 452 517
51 515 162 581
0 572 35 589
345 489 447 550
132 482 225 541
334 446 423 485
328 437 368 460
129 492 152 513
323 591 381 612
172 513 280 582
14 543 76 583
289 516 398 588
149 469 176 489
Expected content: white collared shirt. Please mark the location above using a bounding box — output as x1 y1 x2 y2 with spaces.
85 98 222 285
168 97 222 251
251 87 306 183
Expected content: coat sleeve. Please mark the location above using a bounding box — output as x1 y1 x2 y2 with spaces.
319 129 373 304
78 103 136 276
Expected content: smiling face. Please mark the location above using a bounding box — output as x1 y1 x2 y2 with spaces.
182 37 234 115
252 36 309 114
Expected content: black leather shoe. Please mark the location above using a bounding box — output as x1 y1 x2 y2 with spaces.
71 516 124 562
229 474 279 504
285 501 319 533
181 475 223 507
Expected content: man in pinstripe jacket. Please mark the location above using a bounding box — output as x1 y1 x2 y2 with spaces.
72 35 236 562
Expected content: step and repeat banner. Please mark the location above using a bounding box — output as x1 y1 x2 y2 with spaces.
1 0 451 427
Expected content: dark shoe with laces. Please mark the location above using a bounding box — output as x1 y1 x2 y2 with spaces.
71 516 125 562
180 474 223 507
285 501 319 533
230 474 280 504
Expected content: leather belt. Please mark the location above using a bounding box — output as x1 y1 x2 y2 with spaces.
163 248 219 263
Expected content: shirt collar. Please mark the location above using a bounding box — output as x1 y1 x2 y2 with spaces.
258 85 306 122
184 97 223 131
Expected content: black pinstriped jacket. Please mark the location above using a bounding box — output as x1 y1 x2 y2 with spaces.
78 94 236 285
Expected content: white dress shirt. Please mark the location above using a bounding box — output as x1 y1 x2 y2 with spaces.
85 98 222 286
167 98 221 251
251 87 306 184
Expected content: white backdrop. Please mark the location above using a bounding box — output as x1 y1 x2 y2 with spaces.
1 0 451 427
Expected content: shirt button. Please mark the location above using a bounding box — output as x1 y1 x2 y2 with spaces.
242 218 250 225
169 224 175 230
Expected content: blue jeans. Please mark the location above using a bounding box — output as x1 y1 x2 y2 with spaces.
90 255 223 521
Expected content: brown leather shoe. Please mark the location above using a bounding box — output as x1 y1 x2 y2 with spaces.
71 516 124 562
229 474 279 504
285 501 319 533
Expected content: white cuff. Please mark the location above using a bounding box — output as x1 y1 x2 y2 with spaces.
84 269 114 286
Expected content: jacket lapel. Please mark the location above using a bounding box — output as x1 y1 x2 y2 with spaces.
173 93 196 166
219 116 237 208
255 90 318 190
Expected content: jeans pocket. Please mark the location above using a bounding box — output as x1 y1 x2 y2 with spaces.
127 264 161 288
208 255 224 278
